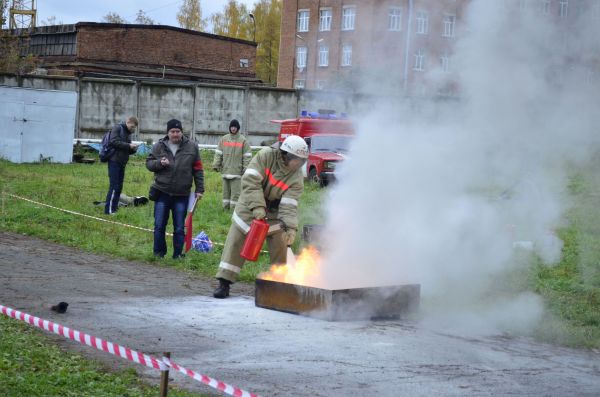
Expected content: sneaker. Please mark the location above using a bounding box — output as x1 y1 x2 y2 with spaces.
213 278 231 299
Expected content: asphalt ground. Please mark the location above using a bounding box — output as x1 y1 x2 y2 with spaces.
1 231 599 396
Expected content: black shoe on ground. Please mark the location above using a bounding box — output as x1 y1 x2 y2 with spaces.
134 196 149 206
213 278 231 299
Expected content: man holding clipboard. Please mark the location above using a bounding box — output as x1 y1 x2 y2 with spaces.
146 119 204 259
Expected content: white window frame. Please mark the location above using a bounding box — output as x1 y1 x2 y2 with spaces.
342 6 356 31
318 45 329 67
388 7 402 31
560 0 568 18
294 79 305 89
316 80 326 90
540 0 550 15
341 44 352 67
297 9 309 32
296 46 307 69
319 8 332 31
442 15 455 37
440 54 450 73
413 49 425 71
416 11 428 35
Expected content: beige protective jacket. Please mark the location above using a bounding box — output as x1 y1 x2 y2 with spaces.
212 133 252 178
232 144 304 234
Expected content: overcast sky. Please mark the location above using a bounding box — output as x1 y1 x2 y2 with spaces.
36 0 257 30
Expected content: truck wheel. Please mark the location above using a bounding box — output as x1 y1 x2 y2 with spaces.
308 168 322 186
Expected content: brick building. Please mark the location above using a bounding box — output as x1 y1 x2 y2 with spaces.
277 0 599 95
11 22 259 85
277 0 468 95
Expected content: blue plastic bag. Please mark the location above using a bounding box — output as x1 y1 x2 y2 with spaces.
192 231 213 253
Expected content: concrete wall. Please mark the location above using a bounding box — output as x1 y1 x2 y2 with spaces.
0 74 357 146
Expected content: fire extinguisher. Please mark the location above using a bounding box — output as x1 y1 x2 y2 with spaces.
240 219 269 261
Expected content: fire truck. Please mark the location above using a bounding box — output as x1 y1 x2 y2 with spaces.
272 110 354 186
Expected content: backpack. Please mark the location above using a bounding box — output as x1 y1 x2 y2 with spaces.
99 125 123 162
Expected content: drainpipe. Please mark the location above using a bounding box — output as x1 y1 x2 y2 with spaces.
403 0 414 93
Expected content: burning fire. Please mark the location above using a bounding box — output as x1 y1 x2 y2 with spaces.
258 246 322 286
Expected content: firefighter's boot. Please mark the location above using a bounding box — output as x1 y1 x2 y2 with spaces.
213 278 231 299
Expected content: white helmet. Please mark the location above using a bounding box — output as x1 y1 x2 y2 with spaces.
281 135 309 159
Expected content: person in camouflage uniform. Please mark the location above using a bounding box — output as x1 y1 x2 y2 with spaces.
213 135 309 298
212 119 252 210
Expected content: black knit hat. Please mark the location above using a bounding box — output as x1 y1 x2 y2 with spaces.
229 119 241 131
167 119 183 132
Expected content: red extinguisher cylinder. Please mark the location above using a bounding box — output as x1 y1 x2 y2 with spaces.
240 219 269 261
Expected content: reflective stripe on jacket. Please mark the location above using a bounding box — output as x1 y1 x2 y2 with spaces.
212 133 252 177
233 146 303 233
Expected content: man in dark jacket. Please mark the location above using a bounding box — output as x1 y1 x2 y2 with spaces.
146 119 205 259
104 116 139 214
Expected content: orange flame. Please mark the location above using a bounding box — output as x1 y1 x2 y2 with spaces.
258 246 322 286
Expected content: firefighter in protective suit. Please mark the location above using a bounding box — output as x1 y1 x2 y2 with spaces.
212 119 252 210
213 135 309 298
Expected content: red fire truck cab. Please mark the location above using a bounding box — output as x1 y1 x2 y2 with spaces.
272 110 354 186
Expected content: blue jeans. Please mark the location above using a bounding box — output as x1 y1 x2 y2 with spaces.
105 160 125 214
153 193 188 258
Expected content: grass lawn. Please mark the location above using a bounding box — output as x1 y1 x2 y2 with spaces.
0 150 599 396
0 151 324 396
0 151 325 282
0 315 202 397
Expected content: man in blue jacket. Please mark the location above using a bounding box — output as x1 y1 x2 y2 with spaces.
104 116 139 214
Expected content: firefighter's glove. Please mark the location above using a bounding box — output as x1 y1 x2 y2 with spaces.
284 229 296 246
252 207 266 220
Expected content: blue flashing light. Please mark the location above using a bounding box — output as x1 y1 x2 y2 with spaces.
300 110 348 119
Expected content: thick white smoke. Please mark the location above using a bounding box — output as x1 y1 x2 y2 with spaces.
317 0 600 334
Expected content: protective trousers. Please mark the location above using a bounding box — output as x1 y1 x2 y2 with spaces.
216 223 287 283
221 177 241 209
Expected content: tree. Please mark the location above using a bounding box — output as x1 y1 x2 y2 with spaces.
40 16 63 26
252 0 281 84
0 1 38 74
0 33 39 75
135 10 155 25
177 0 206 31
211 0 252 40
102 12 127 24
211 0 282 85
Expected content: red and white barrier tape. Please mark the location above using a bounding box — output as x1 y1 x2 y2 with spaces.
1 304 165 371
0 304 260 397
163 357 258 397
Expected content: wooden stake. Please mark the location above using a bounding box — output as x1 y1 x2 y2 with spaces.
159 352 171 397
